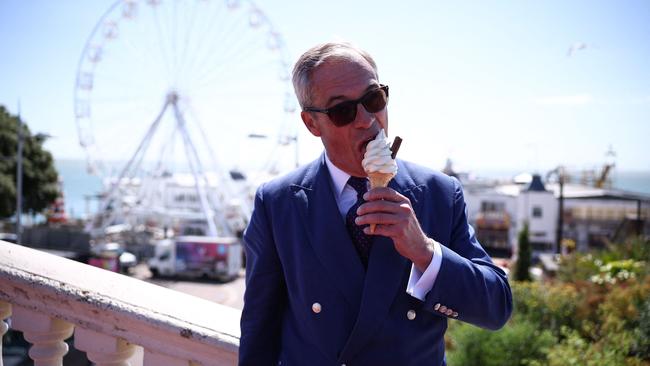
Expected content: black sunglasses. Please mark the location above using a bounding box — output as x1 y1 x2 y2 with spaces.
304 84 389 127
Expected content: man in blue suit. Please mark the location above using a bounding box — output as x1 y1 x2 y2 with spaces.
240 42 512 365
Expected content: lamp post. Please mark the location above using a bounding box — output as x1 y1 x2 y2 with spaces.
248 133 299 168
16 103 23 245
546 166 565 254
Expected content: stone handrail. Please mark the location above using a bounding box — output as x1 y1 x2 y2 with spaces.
0 240 240 365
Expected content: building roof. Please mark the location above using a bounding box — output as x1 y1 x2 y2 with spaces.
466 179 650 203
525 174 547 192
546 183 650 202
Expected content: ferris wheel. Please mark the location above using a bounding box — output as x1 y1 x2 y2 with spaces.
74 0 296 177
74 0 297 236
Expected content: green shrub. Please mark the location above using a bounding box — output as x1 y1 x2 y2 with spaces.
446 317 555 366
601 237 650 264
445 238 650 365
557 237 649 283
590 259 645 285
544 327 637 366
557 253 603 282
512 281 580 336
514 222 532 282
634 297 650 359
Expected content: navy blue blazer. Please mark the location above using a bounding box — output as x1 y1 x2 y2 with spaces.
240 155 512 366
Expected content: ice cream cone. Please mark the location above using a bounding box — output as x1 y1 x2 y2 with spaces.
368 172 396 234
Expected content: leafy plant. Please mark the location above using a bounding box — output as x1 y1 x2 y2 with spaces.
0 105 59 218
446 237 650 365
446 317 555 366
590 259 645 285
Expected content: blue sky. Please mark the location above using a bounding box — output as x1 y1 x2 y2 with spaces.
1 0 649 177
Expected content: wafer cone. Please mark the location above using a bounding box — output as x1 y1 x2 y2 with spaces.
368 172 396 234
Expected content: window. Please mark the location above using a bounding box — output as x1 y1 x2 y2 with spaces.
532 206 543 218
481 201 505 213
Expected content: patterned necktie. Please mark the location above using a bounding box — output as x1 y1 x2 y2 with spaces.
345 176 372 269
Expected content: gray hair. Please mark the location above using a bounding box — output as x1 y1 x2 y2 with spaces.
291 42 378 109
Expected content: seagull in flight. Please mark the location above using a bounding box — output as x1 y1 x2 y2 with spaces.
567 42 589 57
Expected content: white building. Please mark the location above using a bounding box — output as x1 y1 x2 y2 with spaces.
461 173 649 260
463 174 557 259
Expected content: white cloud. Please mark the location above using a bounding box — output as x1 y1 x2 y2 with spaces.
534 94 593 106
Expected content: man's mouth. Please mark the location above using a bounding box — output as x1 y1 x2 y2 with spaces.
359 136 375 154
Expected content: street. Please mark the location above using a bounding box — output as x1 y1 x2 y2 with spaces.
130 264 245 309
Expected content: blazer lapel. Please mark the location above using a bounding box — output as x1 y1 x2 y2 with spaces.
338 165 424 361
291 156 365 310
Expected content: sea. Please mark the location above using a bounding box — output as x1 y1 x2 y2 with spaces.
55 159 650 219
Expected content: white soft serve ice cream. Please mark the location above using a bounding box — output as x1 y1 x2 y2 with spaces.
362 129 398 175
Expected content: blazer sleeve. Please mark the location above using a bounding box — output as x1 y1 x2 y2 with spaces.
423 178 513 330
239 184 287 365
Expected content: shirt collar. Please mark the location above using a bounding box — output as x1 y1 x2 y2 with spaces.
324 153 350 200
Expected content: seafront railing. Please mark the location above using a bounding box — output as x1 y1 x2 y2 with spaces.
0 240 240 365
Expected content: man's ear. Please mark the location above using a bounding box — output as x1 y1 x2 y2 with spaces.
301 111 321 137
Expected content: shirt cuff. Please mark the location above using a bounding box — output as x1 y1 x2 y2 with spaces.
406 239 443 301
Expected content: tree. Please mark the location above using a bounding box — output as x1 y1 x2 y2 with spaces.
514 221 532 281
0 105 59 219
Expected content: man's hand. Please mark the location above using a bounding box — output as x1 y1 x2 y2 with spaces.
356 187 434 272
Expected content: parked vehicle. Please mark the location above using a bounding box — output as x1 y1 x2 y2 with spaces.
88 242 138 274
0 233 17 243
148 236 241 281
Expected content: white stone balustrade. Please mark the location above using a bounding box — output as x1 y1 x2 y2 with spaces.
12 306 74 366
0 240 240 365
1 300 11 366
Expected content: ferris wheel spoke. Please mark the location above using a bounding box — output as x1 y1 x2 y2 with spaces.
197 39 263 83
191 66 269 94
91 95 156 116
197 16 274 78
120 27 167 83
171 0 178 86
91 73 163 99
176 1 227 83
185 102 227 172
133 6 170 84
186 4 254 83
91 96 157 105
150 4 175 86
190 29 264 90
191 42 271 91
184 6 248 90
160 0 177 78
175 0 200 89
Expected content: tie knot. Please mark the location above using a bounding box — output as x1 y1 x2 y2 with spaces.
347 176 368 198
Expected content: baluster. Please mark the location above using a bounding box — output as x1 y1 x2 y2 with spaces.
0 301 12 366
11 306 74 366
144 349 192 366
75 327 136 366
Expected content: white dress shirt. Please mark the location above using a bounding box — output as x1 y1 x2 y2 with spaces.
324 154 442 301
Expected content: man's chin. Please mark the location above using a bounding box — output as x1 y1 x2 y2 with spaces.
349 165 367 178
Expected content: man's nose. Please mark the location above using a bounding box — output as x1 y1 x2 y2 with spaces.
352 103 374 129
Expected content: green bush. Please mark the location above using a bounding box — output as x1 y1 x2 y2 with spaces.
446 317 555 366
590 259 645 285
514 222 532 282
446 237 650 365
557 253 602 282
635 298 650 359
512 281 580 336
544 327 639 366
558 237 649 283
